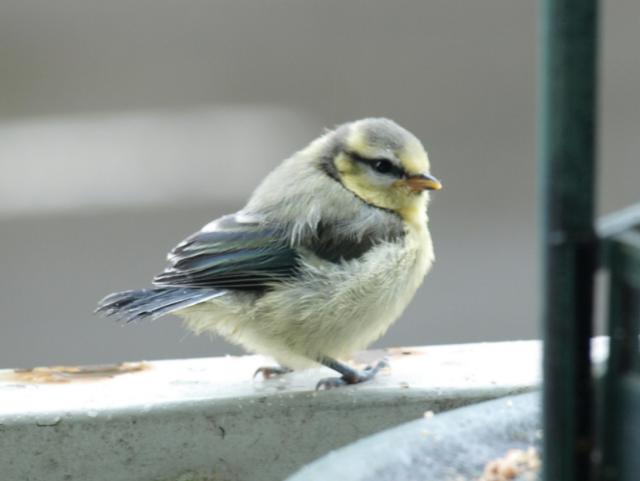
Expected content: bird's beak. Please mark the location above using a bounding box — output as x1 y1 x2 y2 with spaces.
402 173 443 192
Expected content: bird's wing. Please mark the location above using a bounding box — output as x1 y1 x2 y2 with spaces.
153 213 299 290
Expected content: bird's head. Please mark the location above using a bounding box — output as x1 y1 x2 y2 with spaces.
319 118 442 222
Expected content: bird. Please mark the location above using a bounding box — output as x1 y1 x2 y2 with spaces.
96 118 442 389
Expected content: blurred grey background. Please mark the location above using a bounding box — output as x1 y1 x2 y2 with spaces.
1 1 638 368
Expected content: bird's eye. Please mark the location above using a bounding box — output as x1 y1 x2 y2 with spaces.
373 160 393 174
347 151 402 177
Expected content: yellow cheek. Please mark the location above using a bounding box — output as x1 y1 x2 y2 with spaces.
335 152 428 224
335 153 381 204
340 172 391 209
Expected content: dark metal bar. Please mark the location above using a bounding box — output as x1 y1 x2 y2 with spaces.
602 232 640 481
539 1 599 481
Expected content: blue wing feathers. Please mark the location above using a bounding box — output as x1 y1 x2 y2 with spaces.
153 214 300 289
96 287 222 323
95 211 400 322
96 213 300 321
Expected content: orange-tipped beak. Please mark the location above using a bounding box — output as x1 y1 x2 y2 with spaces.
402 173 443 192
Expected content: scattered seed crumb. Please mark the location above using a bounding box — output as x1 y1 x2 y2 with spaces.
477 447 541 481
526 446 541 470
424 410 435 418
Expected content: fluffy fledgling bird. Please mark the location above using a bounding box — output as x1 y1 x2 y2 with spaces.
97 118 442 389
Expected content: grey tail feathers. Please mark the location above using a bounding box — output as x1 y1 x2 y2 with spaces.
95 287 223 323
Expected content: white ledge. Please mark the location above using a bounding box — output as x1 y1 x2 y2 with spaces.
0 340 604 481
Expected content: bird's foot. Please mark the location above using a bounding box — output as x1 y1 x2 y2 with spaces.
253 366 293 380
316 359 389 390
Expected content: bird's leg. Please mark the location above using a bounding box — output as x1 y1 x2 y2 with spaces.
253 365 293 380
315 356 389 390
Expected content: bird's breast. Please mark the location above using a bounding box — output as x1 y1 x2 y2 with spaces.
265 223 434 358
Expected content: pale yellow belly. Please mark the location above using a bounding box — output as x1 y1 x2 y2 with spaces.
179 231 433 369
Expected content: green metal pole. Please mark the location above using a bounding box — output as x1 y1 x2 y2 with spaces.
539 1 599 481
602 232 640 481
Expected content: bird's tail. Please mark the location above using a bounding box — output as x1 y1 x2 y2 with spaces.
95 287 223 323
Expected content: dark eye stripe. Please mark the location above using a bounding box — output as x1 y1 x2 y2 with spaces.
347 151 406 178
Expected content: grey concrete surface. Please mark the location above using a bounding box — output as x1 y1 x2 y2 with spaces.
0 341 542 481
0 1 638 367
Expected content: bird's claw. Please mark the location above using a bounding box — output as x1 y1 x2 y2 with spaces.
368 358 390 372
315 359 389 390
253 366 292 380
316 377 348 390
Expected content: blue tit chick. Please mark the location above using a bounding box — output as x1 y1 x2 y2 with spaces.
97 118 442 389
